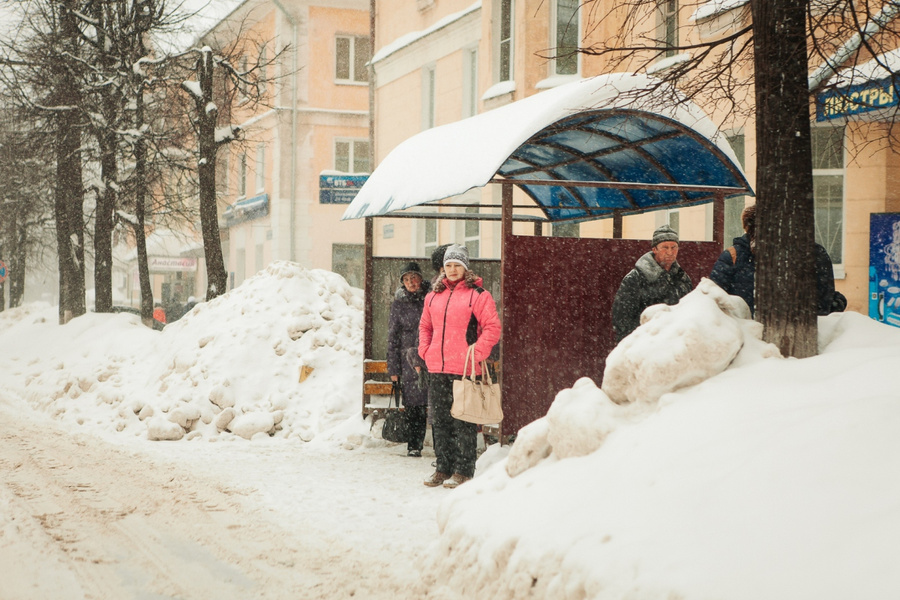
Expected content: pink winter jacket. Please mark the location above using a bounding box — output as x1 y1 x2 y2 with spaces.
418 276 501 376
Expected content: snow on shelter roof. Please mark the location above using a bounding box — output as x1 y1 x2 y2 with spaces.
342 73 753 222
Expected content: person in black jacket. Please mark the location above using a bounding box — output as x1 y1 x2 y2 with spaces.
612 224 693 342
710 204 839 316
387 262 431 457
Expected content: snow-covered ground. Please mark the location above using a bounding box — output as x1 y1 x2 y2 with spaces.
1 261 899 599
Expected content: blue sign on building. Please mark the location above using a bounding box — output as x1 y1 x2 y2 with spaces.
816 76 900 121
320 174 368 204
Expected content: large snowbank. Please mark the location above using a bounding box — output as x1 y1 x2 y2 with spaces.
5 262 365 443
418 282 900 600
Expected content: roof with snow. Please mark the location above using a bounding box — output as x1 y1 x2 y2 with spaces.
342 73 752 223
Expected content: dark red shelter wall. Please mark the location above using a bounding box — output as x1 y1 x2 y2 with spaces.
500 235 723 435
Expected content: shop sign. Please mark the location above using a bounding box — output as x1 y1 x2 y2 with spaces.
320 174 368 204
149 257 197 272
816 76 899 121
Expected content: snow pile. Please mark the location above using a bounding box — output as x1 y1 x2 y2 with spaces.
603 278 779 404
7 262 365 443
419 305 900 599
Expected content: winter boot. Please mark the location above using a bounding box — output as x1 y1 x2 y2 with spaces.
442 473 471 489
424 471 451 487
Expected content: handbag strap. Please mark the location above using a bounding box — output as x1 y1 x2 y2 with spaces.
391 380 402 408
463 344 478 380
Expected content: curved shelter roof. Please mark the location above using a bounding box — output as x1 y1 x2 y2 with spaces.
342 73 752 222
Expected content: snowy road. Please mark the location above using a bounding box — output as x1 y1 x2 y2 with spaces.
0 403 442 600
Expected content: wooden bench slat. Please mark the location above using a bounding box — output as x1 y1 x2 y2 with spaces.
364 360 388 373
364 382 394 395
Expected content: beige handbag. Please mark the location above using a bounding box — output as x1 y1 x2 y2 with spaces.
451 345 503 425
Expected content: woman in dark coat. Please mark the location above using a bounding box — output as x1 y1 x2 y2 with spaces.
387 262 430 456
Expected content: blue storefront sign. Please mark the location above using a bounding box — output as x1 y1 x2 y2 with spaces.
816 76 900 121
320 174 368 204
869 213 900 328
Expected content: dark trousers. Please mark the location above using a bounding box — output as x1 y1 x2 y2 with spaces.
430 374 477 478
405 405 427 452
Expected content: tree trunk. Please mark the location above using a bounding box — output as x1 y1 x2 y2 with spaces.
55 117 86 324
750 0 818 358
134 73 154 324
9 213 26 308
94 131 117 313
196 48 227 300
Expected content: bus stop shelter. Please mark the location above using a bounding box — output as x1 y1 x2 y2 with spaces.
343 73 753 438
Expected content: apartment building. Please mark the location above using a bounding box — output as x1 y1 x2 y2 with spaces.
368 0 900 316
207 0 370 290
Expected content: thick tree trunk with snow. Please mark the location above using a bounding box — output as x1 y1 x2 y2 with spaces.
750 0 818 358
195 49 227 301
54 117 86 324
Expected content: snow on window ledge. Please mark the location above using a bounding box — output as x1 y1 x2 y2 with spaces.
535 74 582 90
647 53 692 75
690 0 749 22
481 80 516 101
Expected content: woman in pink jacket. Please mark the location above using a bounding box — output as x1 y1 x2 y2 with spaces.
419 244 501 488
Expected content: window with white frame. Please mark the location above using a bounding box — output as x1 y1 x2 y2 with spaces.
258 45 267 94
495 0 514 83
424 219 438 257
218 152 229 195
334 139 370 173
464 207 480 257
239 152 247 197
724 131 746 244
553 0 579 75
658 0 678 57
255 144 265 192
238 55 249 103
812 125 845 264
423 65 436 129
335 35 370 83
462 48 478 118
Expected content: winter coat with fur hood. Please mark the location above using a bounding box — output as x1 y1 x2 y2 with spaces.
611 251 692 342
418 273 501 377
387 281 430 407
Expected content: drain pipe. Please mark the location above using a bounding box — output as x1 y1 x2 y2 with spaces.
272 0 299 262
809 0 900 92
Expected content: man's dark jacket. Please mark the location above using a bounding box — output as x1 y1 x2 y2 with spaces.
611 251 692 342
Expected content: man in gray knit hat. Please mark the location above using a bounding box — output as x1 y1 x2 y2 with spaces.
611 224 692 342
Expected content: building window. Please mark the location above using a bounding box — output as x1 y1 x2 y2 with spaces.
239 152 247 197
496 0 514 82
335 35 370 83
423 65 436 129
218 152 229 195
724 132 746 245
255 144 265 192
463 48 478 118
812 125 845 264
258 45 268 94
553 0 579 75
464 207 480 257
659 0 678 57
424 219 438 256
335 139 370 173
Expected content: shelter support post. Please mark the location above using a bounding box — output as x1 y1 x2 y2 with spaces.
534 222 543 236
713 192 725 248
613 211 623 238
499 183 513 444
364 217 374 358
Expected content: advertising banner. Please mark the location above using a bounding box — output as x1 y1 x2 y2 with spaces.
869 213 900 328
